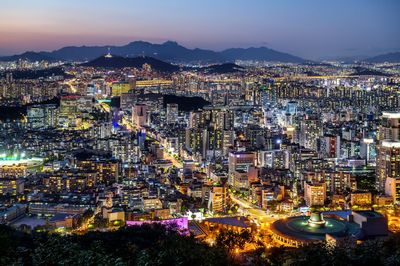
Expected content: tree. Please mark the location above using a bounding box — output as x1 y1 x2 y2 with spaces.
216 230 252 254
92 214 108 229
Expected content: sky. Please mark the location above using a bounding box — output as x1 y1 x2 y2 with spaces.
1 0 399 59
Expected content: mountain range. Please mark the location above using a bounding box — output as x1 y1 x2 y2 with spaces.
0 41 306 63
364 52 400 63
1 41 399 63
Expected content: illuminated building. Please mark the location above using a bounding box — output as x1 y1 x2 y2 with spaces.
77 159 120 185
203 128 224 159
111 81 135 97
132 104 148 127
385 176 400 204
286 101 298 115
0 204 26 223
222 130 235 156
42 170 97 193
49 213 79 229
189 110 206 128
378 112 400 141
285 126 296 142
166 103 178 124
120 92 138 111
246 125 265 148
185 128 205 155
299 115 322 151
304 181 326 207
321 135 340 158
58 95 79 127
228 151 256 186
303 170 356 195
376 112 400 191
350 191 372 206
0 157 43 178
28 203 89 216
258 150 289 169
261 188 275 209
360 138 375 162
59 95 79 115
142 198 163 211
0 178 24 196
135 79 173 87
207 185 227 213
102 207 125 223
376 141 400 191
112 141 140 163
27 104 58 129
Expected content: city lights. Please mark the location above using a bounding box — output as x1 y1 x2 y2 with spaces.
0 1 399 264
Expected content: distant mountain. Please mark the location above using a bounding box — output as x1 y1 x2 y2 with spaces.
81 55 179 72
200 63 244 74
220 47 305 63
0 41 306 63
0 51 56 62
365 52 400 63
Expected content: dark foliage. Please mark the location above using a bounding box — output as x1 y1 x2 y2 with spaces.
0 98 60 121
200 63 244 74
0 67 68 80
0 224 230 266
163 94 210 112
1 223 400 265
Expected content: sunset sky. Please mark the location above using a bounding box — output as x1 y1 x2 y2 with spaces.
1 0 399 59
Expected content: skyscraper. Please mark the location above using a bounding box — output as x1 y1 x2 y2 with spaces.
377 112 400 191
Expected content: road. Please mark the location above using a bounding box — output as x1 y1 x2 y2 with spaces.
162 150 183 168
64 78 77 93
230 194 279 227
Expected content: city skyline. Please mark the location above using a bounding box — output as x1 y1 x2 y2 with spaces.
1 0 400 59
1 1 400 265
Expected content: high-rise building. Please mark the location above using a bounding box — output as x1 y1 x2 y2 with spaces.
228 151 256 186
360 138 374 162
321 134 340 158
188 110 205 129
378 112 400 141
27 104 58 129
185 128 205 156
299 115 322 151
377 112 400 191
385 176 400 205
58 95 79 128
132 104 148 127
377 141 400 191
166 103 179 124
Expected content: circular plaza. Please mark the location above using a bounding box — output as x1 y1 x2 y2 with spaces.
271 212 355 247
